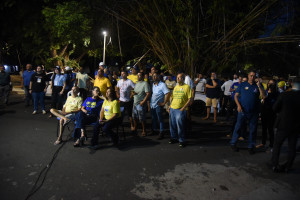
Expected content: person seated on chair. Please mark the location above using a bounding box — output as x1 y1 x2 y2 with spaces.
73 87 104 147
90 88 121 149
50 86 82 145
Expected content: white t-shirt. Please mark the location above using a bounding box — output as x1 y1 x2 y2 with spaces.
117 79 135 102
195 78 207 92
233 78 239 83
76 72 89 89
184 75 195 89
221 80 233 96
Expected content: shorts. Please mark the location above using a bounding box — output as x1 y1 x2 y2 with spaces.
132 104 146 122
206 97 219 108
58 110 76 120
120 100 133 118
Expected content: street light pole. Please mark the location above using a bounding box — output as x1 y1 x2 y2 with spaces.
102 31 107 65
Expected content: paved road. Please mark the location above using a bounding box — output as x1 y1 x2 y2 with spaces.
0 94 299 200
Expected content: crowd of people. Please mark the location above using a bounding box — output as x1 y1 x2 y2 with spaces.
0 62 299 173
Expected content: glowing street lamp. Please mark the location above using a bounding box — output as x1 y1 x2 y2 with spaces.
102 31 107 65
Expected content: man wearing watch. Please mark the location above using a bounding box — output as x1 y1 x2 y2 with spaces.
230 71 266 154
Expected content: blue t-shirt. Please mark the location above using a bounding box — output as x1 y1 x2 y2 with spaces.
150 81 170 108
52 74 66 86
231 82 240 100
82 97 104 116
64 73 76 91
23 70 35 86
236 82 261 113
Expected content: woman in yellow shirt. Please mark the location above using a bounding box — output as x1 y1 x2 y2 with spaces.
91 88 121 147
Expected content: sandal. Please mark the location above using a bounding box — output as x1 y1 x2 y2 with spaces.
141 132 147 137
73 139 80 147
256 144 264 148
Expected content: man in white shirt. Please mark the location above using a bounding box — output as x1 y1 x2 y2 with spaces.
221 77 233 115
233 74 239 83
194 73 207 93
116 70 135 130
75 66 89 100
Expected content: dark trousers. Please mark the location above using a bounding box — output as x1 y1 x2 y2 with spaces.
261 109 276 147
0 85 10 104
24 86 32 105
221 95 231 115
91 117 121 146
51 86 64 110
271 130 298 169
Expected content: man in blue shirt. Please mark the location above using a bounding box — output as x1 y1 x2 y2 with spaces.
230 71 266 154
23 64 35 106
150 72 170 139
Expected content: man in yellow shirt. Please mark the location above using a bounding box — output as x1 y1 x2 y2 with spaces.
50 86 82 145
127 66 139 84
94 69 112 96
169 73 192 147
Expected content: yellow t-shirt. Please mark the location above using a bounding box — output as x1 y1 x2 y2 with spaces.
94 77 112 96
127 74 148 84
170 84 192 109
103 99 121 120
64 96 82 113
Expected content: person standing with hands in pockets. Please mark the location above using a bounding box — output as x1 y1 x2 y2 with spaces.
230 71 266 154
168 73 192 148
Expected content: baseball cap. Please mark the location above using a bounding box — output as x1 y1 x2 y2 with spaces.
55 66 61 70
99 62 104 66
65 66 71 71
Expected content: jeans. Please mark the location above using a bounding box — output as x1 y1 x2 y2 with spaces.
230 112 258 148
169 108 187 143
73 111 97 139
24 86 32 105
151 106 164 133
32 92 45 111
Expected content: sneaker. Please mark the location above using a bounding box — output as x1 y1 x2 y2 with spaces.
179 142 186 148
42 110 46 114
32 111 37 115
169 139 178 144
238 137 245 141
248 148 255 155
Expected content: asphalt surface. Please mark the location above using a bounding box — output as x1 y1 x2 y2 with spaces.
0 93 299 200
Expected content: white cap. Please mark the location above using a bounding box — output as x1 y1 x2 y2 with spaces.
99 62 104 66
65 66 71 71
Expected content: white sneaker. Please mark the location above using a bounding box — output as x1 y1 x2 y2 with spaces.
42 110 46 114
32 111 37 115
